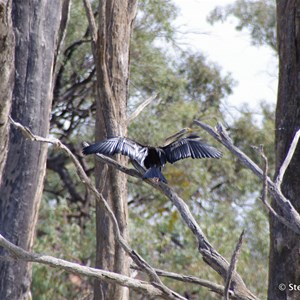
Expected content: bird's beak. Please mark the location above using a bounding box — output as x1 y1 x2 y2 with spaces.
165 127 192 143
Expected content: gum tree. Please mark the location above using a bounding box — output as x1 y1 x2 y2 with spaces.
0 1 70 298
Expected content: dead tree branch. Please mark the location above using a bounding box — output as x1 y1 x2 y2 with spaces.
85 138 258 298
194 120 300 235
253 146 292 229
132 265 239 299
127 94 160 124
224 231 245 300
275 128 300 188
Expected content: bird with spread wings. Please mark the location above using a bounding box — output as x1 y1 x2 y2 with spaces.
82 128 222 183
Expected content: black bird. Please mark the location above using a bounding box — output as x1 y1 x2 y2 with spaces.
82 128 222 183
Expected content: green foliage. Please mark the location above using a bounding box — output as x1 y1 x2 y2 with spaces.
32 198 96 299
179 53 235 105
130 0 182 103
207 0 277 52
135 0 178 41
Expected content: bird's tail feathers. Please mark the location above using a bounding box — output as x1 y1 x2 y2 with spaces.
143 167 167 183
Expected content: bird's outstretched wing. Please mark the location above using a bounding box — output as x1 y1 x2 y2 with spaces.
162 134 222 164
82 137 146 163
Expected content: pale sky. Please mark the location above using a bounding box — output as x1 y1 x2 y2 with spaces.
173 0 277 120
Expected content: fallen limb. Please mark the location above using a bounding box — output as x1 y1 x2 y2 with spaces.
0 234 164 298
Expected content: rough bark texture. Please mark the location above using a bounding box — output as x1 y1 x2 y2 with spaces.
92 1 138 299
269 1 300 299
0 1 70 299
0 0 14 184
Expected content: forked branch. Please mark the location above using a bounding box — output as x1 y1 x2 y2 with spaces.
194 120 300 235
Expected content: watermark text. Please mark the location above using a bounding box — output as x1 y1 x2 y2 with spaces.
278 283 300 291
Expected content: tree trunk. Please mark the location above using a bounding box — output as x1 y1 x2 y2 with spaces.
0 0 14 184
269 1 300 299
0 1 70 299
91 1 138 299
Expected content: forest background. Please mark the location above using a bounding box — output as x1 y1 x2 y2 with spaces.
0 0 294 299
34 0 275 298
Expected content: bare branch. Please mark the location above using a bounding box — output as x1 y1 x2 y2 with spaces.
127 94 160 124
259 146 268 205
194 120 300 235
82 0 97 42
0 234 164 298
275 128 300 188
253 146 293 229
224 231 245 300
9 116 56 144
83 143 255 298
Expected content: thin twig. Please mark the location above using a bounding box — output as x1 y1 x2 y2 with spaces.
253 146 293 228
260 146 268 205
224 231 244 300
82 0 97 42
127 94 159 124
